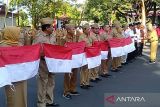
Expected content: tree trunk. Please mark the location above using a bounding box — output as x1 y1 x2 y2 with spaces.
141 0 146 26
152 2 156 24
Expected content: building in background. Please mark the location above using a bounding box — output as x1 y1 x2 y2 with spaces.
0 4 17 29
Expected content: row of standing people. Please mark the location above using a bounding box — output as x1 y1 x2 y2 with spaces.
0 17 158 107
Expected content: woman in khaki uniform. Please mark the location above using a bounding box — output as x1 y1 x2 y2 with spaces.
100 25 111 77
111 20 123 72
89 23 102 82
79 23 93 89
56 24 80 100
0 26 27 107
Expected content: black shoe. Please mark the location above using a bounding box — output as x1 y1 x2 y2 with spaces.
87 85 94 87
96 78 102 81
122 62 128 65
149 61 156 64
46 102 59 106
100 74 108 78
106 74 112 76
80 85 89 89
70 91 80 96
63 94 72 100
111 69 119 72
90 79 97 83
118 66 122 69
100 74 110 78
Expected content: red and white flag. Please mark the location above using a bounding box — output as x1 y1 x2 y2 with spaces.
124 37 135 54
108 38 125 57
85 46 101 69
44 44 72 73
93 41 109 60
0 57 11 87
0 44 41 83
65 41 87 68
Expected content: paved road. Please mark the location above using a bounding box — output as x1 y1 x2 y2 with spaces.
1 45 160 107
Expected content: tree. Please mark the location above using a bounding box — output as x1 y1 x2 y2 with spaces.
84 0 160 25
10 0 82 28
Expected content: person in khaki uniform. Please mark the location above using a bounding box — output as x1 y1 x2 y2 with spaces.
0 26 27 107
56 24 80 100
147 23 158 63
89 23 102 82
99 25 112 77
111 20 123 72
79 23 94 89
33 17 59 107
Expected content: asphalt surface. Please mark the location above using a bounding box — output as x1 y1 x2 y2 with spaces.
1 45 160 107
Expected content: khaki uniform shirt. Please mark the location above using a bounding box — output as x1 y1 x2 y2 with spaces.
33 31 56 44
90 33 101 42
58 34 78 46
100 32 108 41
78 33 93 47
111 28 123 38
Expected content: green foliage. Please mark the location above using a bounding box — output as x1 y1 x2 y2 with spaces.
10 0 82 27
18 10 29 27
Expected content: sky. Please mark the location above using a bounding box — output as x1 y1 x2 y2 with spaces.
77 0 86 4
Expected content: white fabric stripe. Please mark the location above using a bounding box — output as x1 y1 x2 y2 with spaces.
45 57 72 73
87 55 101 69
72 53 87 68
123 42 135 54
101 51 108 60
111 47 125 57
0 67 12 88
5 59 40 82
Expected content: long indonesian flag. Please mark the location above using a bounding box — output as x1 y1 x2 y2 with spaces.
44 44 72 73
85 46 101 69
65 41 87 68
93 41 109 60
108 38 125 57
0 57 11 88
0 44 41 83
124 37 135 54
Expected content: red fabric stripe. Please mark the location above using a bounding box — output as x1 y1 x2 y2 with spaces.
43 43 72 59
0 44 41 65
124 37 132 45
108 38 125 48
93 41 109 51
85 46 101 58
0 57 5 67
65 41 86 54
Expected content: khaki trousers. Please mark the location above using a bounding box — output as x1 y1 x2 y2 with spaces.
111 57 119 70
64 68 78 95
5 81 27 107
100 60 109 75
117 57 122 67
90 66 100 80
80 65 90 86
121 55 127 63
37 60 55 107
150 41 158 61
